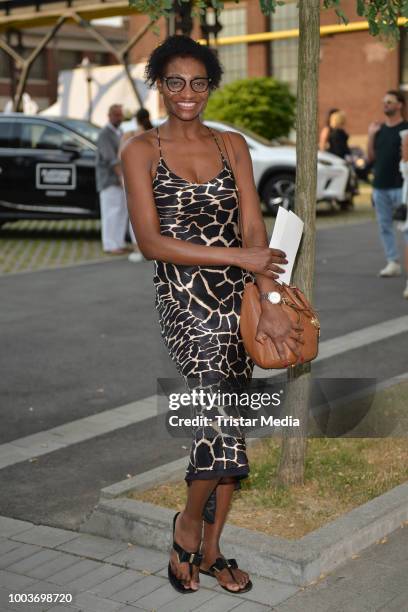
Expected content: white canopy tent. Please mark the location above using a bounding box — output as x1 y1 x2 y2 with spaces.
40 62 159 126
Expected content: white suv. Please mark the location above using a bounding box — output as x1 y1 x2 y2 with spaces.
203 120 355 213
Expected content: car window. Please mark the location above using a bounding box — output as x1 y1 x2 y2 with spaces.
61 120 100 144
0 121 17 147
18 122 79 150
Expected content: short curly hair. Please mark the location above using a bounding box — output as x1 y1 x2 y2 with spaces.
144 35 223 90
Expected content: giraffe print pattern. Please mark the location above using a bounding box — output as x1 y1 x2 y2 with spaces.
152 127 254 482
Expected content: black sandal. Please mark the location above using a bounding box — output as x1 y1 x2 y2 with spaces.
168 512 202 594
200 556 253 593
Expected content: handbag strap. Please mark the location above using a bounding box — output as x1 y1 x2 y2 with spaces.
219 131 246 248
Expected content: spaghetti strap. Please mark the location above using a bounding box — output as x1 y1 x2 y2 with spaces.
156 127 163 158
207 126 227 163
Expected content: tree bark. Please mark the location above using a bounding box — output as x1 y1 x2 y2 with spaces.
276 0 320 487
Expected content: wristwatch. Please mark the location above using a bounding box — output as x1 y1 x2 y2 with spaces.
260 291 282 305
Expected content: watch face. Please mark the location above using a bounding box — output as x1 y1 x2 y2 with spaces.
268 291 282 304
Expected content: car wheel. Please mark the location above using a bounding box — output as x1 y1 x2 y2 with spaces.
261 173 296 215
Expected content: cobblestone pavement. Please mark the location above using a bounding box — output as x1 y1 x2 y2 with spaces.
0 516 298 612
1 515 408 612
0 220 125 275
0 191 374 276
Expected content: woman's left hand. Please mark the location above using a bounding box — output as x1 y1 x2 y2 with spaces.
255 303 304 364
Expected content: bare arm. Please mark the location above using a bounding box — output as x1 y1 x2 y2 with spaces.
402 133 408 162
367 122 381 164
319 126 330 152
120 135 284 278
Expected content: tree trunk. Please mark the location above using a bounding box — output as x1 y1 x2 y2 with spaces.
276 0 320 487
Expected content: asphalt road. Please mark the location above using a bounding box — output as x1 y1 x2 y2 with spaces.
0 220 407 529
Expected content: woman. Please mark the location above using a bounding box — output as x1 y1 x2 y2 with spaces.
121 108 154 147
121 35 303 595
327 110 351 159
319 107 339 152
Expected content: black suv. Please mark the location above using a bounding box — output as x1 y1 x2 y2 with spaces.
0 114 101 223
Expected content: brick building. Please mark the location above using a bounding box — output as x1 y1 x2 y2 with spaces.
2 0 406 141
129 0 407 144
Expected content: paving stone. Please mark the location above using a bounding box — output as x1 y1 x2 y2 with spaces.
56 533 128 560
227 575 299 607
331 601 376 612
378 590 408 612
10 525 79 549
105 546 168 573
47 607 81 612
72 590 123 611
156 587 217 612
110 574 166 604
0 587 53 612
27 552 79 580
0 539 24 557
273 595 330 612
0 587 17 612
0 569 37 590
134 582 184 609
360 527 408 566
192 591 247 611
116 606 146 612
7 549 62 575
0 544 43 570
91 569 145 598
47 558 102 585
327 564 403 606
232 601 271 612
64 562 123 591
0 517 34 539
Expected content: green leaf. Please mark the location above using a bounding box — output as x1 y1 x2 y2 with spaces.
204 77 296 140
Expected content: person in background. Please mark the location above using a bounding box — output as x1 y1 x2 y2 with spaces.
327 110 351 159
121 108 154 147
368 90 408 284
319 107 339 152
120 108 153 263
96 104 143 261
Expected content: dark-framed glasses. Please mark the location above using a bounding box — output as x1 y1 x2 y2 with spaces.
163 76 212 93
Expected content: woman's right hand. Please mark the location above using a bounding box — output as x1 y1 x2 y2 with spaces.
236 247 288 279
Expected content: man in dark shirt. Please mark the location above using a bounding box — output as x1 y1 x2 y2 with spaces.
367 90 408 278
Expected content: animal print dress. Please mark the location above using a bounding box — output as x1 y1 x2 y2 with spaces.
152 126 253 493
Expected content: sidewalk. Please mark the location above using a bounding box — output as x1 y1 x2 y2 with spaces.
1 515 407 611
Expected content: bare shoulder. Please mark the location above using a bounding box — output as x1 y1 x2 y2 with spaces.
225 130 248 153
210 127 246 146
120 128 158 164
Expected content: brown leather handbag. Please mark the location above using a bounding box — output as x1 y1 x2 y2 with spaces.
240 282 320 369
220 130 320 370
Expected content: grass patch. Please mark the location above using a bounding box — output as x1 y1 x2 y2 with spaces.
129 380 408 539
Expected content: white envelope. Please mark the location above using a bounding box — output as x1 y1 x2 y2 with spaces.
269 207 304 285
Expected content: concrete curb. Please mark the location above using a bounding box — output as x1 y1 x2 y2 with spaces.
81 456 408 586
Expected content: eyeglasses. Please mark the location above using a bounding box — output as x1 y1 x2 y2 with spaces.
383 98 398 104
163 76 212 93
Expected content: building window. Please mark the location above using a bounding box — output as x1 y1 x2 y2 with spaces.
22 49 47 80
92 51 109 65
208 5 247 85
0 49 11 78
270 2 298 92
57 49 82 72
